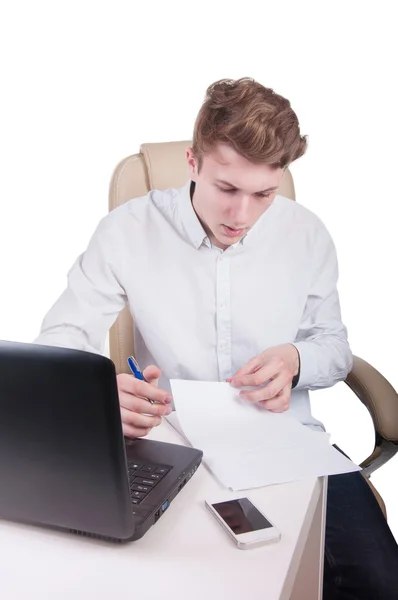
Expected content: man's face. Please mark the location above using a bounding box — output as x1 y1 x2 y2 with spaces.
187 144 285 249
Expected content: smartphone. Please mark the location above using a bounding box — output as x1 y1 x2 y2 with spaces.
205 496 281 549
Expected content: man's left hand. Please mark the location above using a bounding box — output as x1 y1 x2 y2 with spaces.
228 344 300 412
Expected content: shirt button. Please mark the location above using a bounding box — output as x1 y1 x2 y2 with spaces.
220 342 226 349
220 303 225 309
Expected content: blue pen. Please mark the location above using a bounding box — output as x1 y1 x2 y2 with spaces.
127 356 155 404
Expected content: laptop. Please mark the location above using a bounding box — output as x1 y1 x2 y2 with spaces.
0 340 203 542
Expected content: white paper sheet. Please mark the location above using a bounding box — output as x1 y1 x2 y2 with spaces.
169 379 360 490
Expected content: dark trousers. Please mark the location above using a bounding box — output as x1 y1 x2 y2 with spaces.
324 450 398 599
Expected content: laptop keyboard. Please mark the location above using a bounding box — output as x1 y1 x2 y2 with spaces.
127 461 171 505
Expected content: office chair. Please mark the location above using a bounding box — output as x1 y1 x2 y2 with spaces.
108 141 398 519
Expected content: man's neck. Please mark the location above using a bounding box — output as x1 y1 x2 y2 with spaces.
190 181 227 250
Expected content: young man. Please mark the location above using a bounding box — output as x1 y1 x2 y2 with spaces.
35 78 398 597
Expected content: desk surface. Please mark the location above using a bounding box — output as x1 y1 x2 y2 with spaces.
0 421 323 600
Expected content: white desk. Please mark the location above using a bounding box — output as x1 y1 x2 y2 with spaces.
0 421 326 600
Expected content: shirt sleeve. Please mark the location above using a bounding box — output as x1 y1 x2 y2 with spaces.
292 222 353 390
33 214 127 354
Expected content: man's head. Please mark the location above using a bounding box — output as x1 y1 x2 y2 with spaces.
187 78 307 249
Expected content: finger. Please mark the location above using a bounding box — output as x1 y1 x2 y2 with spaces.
118 375 172 404
119 393 173 417
135 380 173 404
258 388 291 412
231 360 283 389
227 356 261 381
122 422 152 439
142 364 162 385
261 398 290 412
239 373 286 402
120 407 163 429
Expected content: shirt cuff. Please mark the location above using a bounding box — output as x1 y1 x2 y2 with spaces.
291 345 301 389
290 341 319 390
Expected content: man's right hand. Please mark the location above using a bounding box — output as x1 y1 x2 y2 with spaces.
117 365 173 439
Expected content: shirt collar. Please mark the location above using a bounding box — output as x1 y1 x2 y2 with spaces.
178 180 208 249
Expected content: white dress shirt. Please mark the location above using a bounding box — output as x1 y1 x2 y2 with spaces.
35 180 353 431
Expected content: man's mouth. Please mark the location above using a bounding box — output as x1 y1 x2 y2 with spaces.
222 224 247 237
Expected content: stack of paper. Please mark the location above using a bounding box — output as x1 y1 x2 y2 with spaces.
168 379 360 491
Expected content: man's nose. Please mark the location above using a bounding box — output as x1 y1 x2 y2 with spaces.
229 195 251 225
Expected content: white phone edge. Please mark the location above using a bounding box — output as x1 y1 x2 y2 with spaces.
205 497 281 550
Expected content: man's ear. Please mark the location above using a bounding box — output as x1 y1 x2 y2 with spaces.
186 147 199 181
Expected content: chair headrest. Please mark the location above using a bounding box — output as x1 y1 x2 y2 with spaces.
140 141 191 190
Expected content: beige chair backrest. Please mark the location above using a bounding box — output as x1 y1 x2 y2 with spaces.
108 141 296 374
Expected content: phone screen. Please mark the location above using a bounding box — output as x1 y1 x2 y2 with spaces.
212 497 272 535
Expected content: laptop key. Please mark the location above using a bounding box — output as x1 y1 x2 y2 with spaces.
154 467 169 475
131 498 140 504
131 491 146 499
129 463 142 470
147 473 161 481
133 477 155 487
141 479 157 486
132 484 150 493
140 466 156 473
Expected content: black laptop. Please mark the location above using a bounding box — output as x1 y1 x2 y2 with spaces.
0 340 203 542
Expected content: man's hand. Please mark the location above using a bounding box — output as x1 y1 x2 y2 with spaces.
228 344 299 412
117 365 173 438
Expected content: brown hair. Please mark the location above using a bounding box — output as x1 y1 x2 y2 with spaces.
192 78 307 169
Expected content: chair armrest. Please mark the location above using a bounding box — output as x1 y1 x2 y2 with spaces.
344 355 398 475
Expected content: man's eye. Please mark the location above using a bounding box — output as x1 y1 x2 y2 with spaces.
218 187 236 194
217 186 272 199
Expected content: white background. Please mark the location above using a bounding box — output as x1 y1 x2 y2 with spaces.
1 1 397 540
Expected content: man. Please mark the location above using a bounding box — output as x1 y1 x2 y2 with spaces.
35 78 398 598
